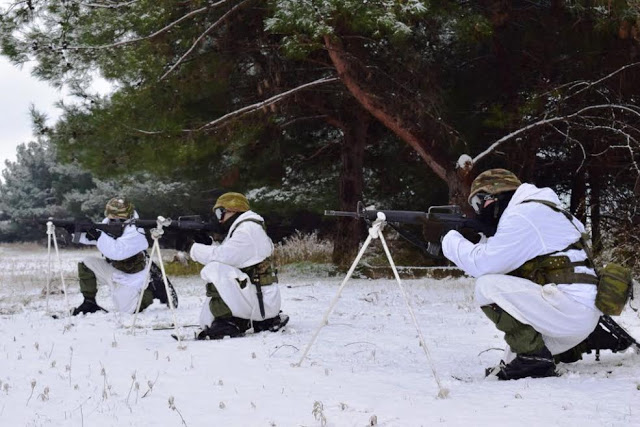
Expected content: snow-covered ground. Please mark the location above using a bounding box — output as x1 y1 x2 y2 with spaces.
1 244 639 426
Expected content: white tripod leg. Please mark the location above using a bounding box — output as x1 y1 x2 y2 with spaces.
296 215 385 367
130 217 182 344
378 228 449 399
46 221 70 317
46 222 53 314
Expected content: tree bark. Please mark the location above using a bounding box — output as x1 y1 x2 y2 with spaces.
330 110 369 269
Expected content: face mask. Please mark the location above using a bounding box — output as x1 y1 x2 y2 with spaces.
474 191 516 235
219 212 242 234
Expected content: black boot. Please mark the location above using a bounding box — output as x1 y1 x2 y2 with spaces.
149 262 179 308
252 313 290 333
495 346 556 380
72 298 108 316
196 317 250 340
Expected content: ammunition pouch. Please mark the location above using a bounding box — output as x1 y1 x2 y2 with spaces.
595 263 633 316
510 254 598 286
107 252 147 274
240 258 278 287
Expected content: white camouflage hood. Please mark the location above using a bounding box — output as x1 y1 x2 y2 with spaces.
507 183 562 209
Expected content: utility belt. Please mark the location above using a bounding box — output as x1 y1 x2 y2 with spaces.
509 251 598 286
509 255 598 285
106 252 147 274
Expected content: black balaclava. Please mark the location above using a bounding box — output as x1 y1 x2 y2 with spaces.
219 211 243 235
476 190 516 236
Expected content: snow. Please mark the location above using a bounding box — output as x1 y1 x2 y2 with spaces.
1 244 639 426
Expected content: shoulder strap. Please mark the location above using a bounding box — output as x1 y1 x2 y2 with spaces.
521 199 595 265
229 218 266 239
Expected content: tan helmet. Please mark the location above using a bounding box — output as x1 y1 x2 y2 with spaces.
213 192 250 213
104 197 135 219
468 169 522 205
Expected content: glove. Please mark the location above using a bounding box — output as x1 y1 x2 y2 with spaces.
459 227 482 244
85 227 101 241
192 231 213 244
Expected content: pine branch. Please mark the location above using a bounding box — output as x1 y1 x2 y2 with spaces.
63 0 234 51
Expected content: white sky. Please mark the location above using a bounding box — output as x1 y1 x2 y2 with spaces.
0 57 67 169
0 56 112 173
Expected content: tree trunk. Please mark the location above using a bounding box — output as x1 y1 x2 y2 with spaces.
323 35 468 202
331 110 369 269
588 169 602 254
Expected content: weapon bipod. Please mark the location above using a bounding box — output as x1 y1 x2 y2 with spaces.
296 212 450 398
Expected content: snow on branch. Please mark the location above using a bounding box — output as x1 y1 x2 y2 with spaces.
79 1 139 8
194 76 340 131
472 104 640 165
159 0 251 81
65 0 233 51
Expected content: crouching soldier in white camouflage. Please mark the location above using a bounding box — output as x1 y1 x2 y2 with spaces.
442 169 632 380
72 197 178 315
190 192 288 340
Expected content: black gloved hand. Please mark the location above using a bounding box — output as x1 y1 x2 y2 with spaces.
85 227 101 241
192 231 213 245
459 227 482 244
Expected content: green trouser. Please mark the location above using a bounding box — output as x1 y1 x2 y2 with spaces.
78 261 153 312
206 282 232 318
78 262 98 300
481 304 545 355
554 342 587 364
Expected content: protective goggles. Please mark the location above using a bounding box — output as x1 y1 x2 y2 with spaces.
469 192 496 214
214 207 226 221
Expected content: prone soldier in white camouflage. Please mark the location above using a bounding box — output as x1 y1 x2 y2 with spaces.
72 197 178 315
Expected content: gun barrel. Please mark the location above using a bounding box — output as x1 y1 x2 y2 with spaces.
323 210 360 218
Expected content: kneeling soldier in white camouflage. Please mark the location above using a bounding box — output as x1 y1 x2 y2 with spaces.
72 197 178 315
442 169 632 380
190 192 288 340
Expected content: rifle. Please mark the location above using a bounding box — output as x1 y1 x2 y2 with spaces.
324 201 495 257
40 216 220 244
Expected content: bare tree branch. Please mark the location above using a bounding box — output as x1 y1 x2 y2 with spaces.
160 0 251 81
193 76 339 132
473 104 640 165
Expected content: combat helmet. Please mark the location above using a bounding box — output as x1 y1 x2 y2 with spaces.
213 192 250 222
104 197 135 219
468 169 521 213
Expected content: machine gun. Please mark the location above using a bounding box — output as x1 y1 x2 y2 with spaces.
40 216 220 244
324 201 496 257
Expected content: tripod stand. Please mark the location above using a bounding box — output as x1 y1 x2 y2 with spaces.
296 213 449 398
